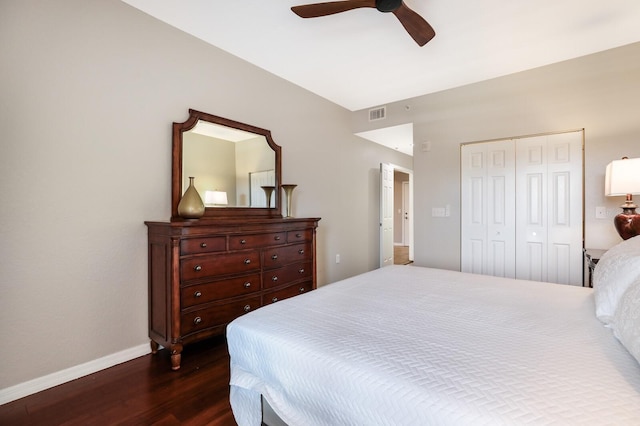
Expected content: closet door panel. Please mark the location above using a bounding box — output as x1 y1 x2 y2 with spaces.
549 243 571 285
461 145 488 274
523 241 544 282
490 240 507 277
470 239 484 274
462 141 515 277
487 142 515 278
546 132 583 285
516 136 548 282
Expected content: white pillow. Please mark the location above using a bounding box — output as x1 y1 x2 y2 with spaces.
593 235 640 324
612 277 640 365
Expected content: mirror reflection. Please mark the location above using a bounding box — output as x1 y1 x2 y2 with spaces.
182 120 276 208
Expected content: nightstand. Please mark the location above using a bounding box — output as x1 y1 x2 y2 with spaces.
584 248 607 288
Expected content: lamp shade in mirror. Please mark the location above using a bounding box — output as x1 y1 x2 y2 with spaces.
204 190 228 206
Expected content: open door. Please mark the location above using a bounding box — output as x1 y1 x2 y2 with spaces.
380 163 394 267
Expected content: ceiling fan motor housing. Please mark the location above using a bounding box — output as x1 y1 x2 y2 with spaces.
376 0 403 12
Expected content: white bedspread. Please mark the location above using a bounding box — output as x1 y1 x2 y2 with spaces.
227 266 640 425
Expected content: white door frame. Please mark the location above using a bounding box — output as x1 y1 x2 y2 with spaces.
396 166 414 262
402 181 410 246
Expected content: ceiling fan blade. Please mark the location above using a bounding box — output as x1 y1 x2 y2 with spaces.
392 2 436 46
291 0 376 18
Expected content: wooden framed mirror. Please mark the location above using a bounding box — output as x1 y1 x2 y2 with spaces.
171 109 282 220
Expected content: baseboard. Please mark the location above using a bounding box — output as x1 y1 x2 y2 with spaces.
0 343 151 405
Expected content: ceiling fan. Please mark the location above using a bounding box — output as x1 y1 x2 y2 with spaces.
291 0 435 46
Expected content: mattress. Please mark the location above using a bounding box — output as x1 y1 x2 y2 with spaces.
227 265 640 425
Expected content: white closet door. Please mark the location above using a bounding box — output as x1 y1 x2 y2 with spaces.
487 142 517 277
515 136 548 282
547 133 583 284
461 141 515 277
515 132 583 285
462 131 583 285
461 143 488 274
249 169 275 207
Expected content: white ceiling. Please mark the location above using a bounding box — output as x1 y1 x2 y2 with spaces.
356 123 414 156
122 0 640 154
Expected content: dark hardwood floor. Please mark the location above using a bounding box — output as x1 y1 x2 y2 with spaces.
0 336 237 425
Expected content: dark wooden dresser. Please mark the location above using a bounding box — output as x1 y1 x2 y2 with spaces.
145 217 319 369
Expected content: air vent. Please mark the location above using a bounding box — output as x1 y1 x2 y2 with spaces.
368 106 386 122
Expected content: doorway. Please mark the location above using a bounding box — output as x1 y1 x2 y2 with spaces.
380 163 414 267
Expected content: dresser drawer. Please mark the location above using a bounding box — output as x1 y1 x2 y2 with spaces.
229 232 286 250
264 282 312 304
180 236 227 255
181 273 261 308
181 250 260 281
263 243 312 269
263 261 313 289
287 229 313 243
181 295 261 336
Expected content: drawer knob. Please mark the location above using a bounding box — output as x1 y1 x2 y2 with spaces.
298 249 305 255
272 297 278 303
240 239 247 245
244 282 251 288
193 316 202 325
274 235 281 241
194 291 202 298
298 268 305 274
299 287 306 293
296 233 302 238
194 265 202 271
272 276 278 282
244 304 251 312
200 242 207 248
271 254 278 260
244 259 251 265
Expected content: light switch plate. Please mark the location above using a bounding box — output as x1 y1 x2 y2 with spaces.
432 207 446 217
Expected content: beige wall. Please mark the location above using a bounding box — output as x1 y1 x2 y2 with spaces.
183 133 237 204
3 0 638 399
354 42 640 271
0 0 410 392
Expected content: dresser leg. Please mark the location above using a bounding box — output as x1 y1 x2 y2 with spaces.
150 340 159 354
169 342 183 370
170 352 182 370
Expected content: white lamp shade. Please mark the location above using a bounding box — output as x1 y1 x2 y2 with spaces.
204 190 228 205
605 158 640 196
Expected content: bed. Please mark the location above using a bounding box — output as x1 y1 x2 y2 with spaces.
227 237 640 425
